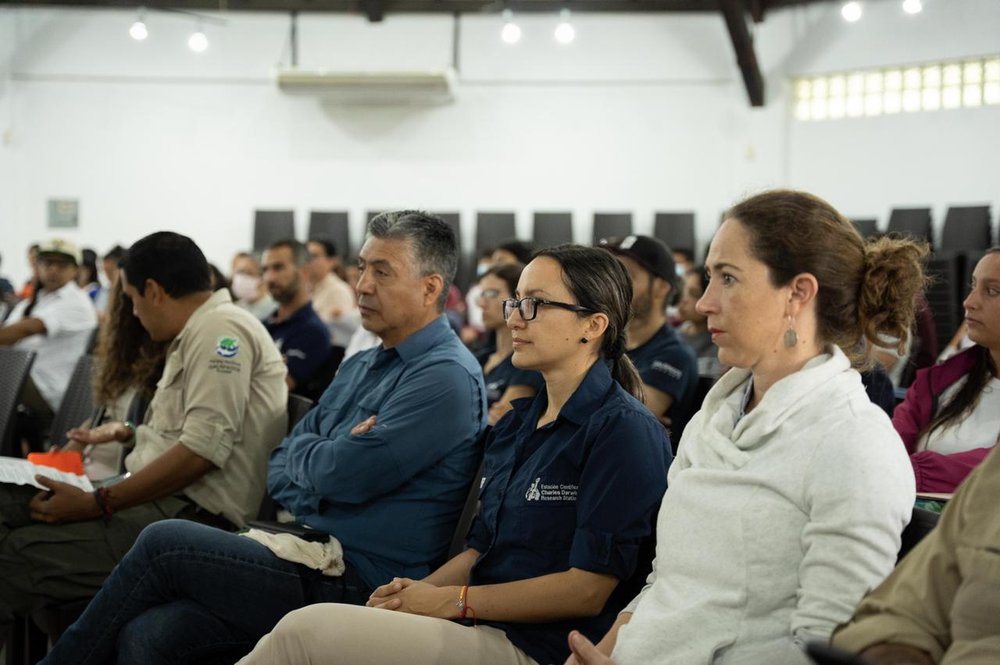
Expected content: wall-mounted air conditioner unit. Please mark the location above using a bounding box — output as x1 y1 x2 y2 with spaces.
275 68 456 105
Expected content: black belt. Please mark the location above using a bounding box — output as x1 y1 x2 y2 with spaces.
175 496 237 532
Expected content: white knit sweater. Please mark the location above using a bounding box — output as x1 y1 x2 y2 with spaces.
613 347 915 665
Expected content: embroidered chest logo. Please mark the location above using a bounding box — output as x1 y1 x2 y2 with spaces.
525 477 578 502
216 336 240 358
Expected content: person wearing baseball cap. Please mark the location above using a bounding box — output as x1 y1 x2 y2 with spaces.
600 235 698 446
0 238 97 434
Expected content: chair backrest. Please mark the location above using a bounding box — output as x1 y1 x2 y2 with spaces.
850 218 879 238
887 207 932 244
0 347 36 457
654 212 696 256
433 212 472 291
308 211 352 259
924 253 963 347
940 205 992 252
592 212 633 245
48 354 97 449
475 212 517 255
446 428 490 561
533 212 573 248
253 210 296 252
287 394 315 434
897 506 941 562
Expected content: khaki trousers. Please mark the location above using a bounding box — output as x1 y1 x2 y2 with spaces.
236 603 540 665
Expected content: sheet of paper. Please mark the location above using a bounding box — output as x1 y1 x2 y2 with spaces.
0 456 94 492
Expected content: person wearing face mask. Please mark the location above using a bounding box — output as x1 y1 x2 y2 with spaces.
231 251 275 322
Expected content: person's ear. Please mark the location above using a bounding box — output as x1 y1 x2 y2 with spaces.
423 274 445 308
652 276 671 302
584 312 609 341
145 279 166 305
786 272 818 316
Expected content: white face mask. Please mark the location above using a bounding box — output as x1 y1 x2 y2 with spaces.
231 272 261 301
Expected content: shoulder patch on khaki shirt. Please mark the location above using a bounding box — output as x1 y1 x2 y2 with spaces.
216 336 241 358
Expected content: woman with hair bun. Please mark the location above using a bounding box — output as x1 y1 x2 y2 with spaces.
235 245 672 665
566 190 927 665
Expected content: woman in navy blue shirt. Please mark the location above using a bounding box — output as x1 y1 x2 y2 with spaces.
476 262 545 424
236 245 672 665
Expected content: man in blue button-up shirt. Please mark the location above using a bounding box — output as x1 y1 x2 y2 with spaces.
43 211 488 665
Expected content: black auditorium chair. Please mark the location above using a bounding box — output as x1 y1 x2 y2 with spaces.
308 211 352 260
47 354 98 450
287 393 315 433
434 212 472 291
924 253 964 351
592 212 632 245
654 212 696 257
475 212 517 256
532 212 573 248
850 218 879 239
255 393 317 522
252 210 295 253
940 205 992 252
886 207 932 245
445 427 490 562
0 348 35 458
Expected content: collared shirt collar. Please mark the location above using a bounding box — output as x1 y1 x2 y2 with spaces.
510 358 615 428
41 280 82 301
170 288 232 349
386 315 454 364
266 301 313 326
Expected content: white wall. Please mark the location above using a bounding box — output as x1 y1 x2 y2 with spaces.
774 0 1000 237
1 1 998 283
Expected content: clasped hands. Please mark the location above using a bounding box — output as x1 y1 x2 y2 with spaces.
365 578 458 619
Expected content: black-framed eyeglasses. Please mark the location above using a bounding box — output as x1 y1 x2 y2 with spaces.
502 297 596 322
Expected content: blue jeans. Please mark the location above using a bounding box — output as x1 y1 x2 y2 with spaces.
41 519 373 665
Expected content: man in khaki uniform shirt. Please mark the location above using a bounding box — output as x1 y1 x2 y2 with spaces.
0 231 287 645
832 445 1000 665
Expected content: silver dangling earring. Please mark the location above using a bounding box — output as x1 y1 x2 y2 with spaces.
784 316 798 348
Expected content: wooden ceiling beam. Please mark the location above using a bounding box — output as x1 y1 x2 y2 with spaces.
719 0 764 106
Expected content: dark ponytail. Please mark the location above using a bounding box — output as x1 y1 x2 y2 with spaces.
534 245 644 401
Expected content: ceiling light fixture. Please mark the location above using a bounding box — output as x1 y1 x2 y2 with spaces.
129 9 148 41
841 1 863 22
500 9 521 44
188 26 209 52
554 9 575 44
902 0 923 14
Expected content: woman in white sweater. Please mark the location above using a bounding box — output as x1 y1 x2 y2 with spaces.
567 190 928 665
